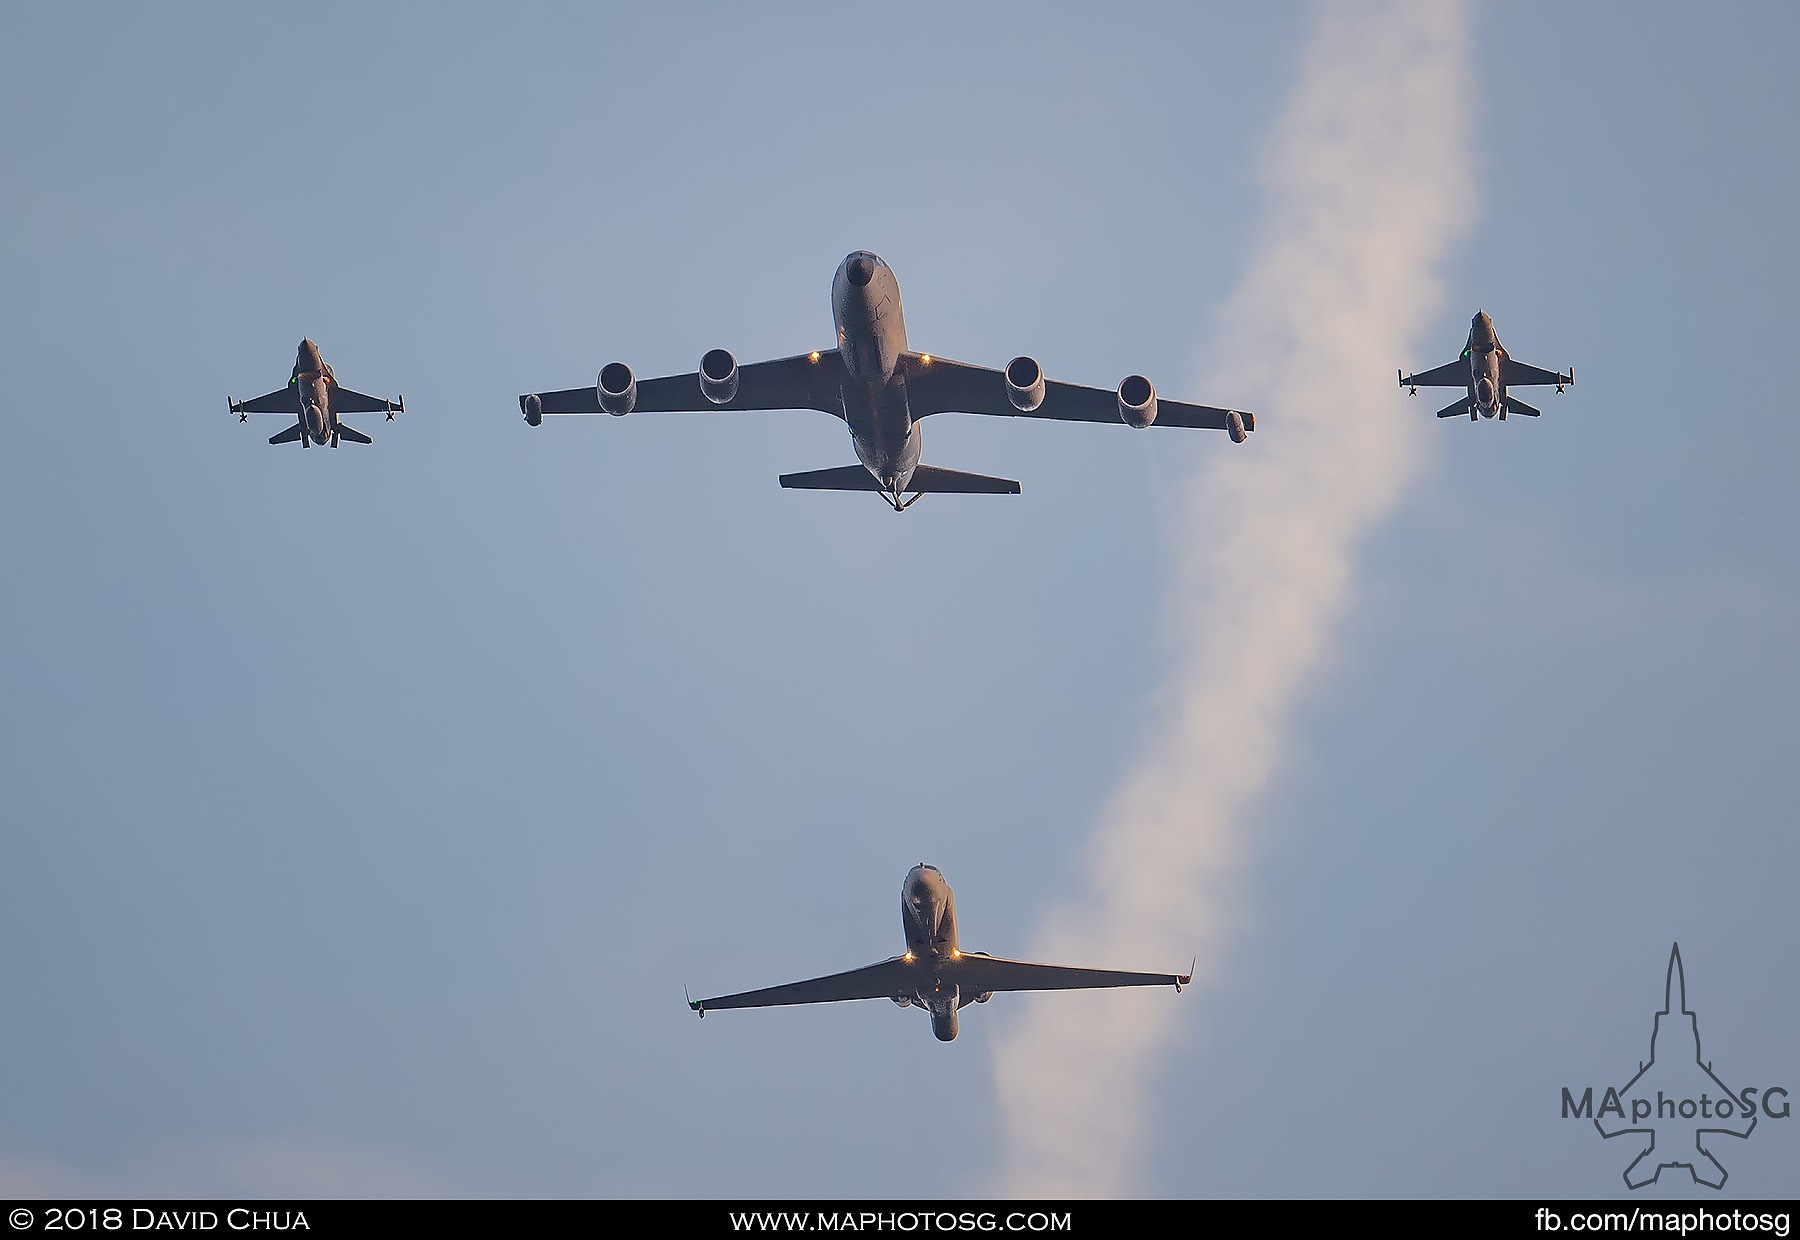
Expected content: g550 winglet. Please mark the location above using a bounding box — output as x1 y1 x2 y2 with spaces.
1400 311 1573 422
520 252 1254 511
230 339 403 448
687 864 1192 1042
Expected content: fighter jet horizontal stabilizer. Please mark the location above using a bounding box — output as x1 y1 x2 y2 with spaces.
1434 399 1470 420
1505 397 1541 418
336 424 374 444
269 422 305 445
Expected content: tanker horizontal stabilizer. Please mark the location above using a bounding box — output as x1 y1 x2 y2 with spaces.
904 465 1021 495
778 464 885 492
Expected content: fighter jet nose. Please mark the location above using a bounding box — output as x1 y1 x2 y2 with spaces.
845 253 877 288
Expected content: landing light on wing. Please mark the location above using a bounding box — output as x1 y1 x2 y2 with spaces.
921 355 931 365
951 949 960 958
903 951 914 962
809 351 820 363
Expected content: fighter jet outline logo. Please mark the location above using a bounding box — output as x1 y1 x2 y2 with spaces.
1593 943 1756 1189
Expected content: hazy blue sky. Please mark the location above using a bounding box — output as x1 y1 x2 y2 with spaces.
1 2 1796 1199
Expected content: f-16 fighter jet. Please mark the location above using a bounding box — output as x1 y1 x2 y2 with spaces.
521 251 1254 510
1400 311 1572 421
688 864 1192 1042
231 339 403 447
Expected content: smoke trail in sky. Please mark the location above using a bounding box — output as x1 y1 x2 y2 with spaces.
992 0 1473 1196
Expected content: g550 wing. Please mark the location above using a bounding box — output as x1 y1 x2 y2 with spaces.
905 354 1252 431
953 953 1192 993
522 351 847 418
689 956 912 1014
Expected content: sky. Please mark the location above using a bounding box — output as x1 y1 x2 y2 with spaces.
2 0 1797 1201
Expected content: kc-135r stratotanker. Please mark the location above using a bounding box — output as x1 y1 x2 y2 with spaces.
521 252 1254 510
687 864 1192 1042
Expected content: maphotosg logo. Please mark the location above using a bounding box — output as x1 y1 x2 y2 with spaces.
1561 943 1789 1189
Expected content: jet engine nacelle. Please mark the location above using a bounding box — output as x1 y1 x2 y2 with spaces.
524 394 543 427
699 349 739 405
1228 408 1247 443
1118 375 1157 428
1476 377 1495 406
930 1008 959 1041
597 362 637 416
1004 355 1045 412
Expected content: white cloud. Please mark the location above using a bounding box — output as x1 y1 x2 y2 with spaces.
992 0 1475 1196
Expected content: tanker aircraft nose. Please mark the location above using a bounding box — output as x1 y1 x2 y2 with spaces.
844 252 878 287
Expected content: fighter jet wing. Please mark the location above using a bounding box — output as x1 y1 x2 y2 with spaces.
1399 359 1469 389
904 355 1251 432
230 384 302 415
952 952 1192 993
329 386 402 415
522 350 847 418
1500 357 1573 388
689 955 913 1014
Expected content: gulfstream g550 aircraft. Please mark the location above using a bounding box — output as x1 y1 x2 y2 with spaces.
687 864 1192 1042
520 251 1255 511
